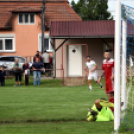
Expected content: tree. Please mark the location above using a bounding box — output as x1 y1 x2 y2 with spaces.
71 0 113 20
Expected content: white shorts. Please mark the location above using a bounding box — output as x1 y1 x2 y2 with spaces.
25 70 30 75
88 72 98 81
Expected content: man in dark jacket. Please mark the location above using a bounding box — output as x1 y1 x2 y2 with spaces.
32 57 45 86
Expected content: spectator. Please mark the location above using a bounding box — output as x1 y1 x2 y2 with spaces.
50 55 53 66
32 57 45 86
42 50 50 76
39 52 43 62
0 66 6 86
33 51 42 62
23 61 30 86
12 60 22 87
49 55 53 76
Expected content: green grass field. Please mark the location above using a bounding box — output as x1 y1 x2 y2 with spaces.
0 77 133 134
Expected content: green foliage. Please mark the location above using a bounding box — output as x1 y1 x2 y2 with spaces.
71 0 113 20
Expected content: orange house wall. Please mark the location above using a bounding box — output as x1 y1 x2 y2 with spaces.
0 14 46 57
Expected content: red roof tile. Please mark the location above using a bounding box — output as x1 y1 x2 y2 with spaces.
11 7 42 13
0 0 81 29
50 20 115 37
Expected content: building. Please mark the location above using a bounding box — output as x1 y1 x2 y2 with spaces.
0 0 115 79
0 0 81 58
50 20 115 77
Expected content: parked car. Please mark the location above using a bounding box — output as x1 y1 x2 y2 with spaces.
0 56 32 70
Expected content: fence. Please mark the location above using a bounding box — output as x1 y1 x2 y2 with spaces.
5 69 65 85
4 66 104 86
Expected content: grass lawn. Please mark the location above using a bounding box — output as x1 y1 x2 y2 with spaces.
0 77 132 134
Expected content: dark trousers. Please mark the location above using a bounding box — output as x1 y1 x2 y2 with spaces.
14 72 22 82
25 75 29 85
0 77 5 86
44 63 50 72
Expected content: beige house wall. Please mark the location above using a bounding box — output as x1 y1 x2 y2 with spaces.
55 38 114 77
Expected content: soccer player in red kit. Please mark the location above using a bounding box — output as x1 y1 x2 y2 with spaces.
98 50 114 112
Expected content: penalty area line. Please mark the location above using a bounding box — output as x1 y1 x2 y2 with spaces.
0 87 103 90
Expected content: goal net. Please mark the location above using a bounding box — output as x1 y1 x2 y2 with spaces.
114 1 134 131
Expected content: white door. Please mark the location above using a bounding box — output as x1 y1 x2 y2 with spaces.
68 45 82 76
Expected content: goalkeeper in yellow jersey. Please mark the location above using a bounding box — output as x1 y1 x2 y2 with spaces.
87 98 114 122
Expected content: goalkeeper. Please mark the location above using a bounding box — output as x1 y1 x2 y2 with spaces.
87 98 114 122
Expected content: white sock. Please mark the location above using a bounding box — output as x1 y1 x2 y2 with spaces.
99 83 102 86
89 85 92 90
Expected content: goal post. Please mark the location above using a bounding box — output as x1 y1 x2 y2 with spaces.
114 0 134 132
114 0 121 131
121 19 127 111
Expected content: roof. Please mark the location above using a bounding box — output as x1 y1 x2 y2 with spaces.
50 20 115 38
11 7 42 13
0 0 81 29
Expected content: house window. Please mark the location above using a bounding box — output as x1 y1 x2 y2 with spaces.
25 14 29 23
5 39 13 50
0 35 15 52
30 14 34 23
44 39 49 50
18 13 35 24
19 14 23 23
0 40 3 50
39 34 52 52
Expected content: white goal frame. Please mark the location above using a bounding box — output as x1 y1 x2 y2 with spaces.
114 0 127 131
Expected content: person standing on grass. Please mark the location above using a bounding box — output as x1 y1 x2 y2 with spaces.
0 66 6 86
42 50 50 76
86 56 103 91
23 61 30 86
98 50 114 111
32 57 45 86
12 60 22 87
49 54 53 76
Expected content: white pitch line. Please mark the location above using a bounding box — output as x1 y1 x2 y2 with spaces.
0 87 103 90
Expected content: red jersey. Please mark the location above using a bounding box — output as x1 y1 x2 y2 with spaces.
102 58 114 83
